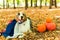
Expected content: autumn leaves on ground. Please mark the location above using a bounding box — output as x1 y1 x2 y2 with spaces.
0 7 60 40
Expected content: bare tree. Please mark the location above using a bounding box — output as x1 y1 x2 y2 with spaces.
17 0 20 6
35 0 37 7
31 0 33 7
55 0 57 8
40 0 42 8
49 0 53 9
13 0 15 8
45 0 47 6
3 0 5 9
49 0 57 9
6 0 9 8
25 0 28 9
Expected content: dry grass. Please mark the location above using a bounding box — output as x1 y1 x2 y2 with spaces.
0 7 60 40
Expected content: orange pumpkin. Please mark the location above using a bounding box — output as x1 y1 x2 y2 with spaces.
37 24 46 32
46 22 56 31
46 17 52 23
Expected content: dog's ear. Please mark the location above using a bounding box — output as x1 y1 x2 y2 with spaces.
27 17 33 31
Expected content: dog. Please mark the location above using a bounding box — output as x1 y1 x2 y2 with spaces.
12 12 32 38
1 12 32 39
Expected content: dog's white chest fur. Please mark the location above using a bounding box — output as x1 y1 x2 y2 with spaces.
14 18 30 33
7 18 31 38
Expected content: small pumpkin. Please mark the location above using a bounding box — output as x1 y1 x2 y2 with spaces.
37 24 46 32
46 17 52 23
46 22 56 31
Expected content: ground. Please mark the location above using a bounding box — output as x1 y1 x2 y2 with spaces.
0 7 60 40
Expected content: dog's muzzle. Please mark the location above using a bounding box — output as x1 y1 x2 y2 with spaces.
21 16 23 20
18 16 24 24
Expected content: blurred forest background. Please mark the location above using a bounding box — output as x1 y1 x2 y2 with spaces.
0 0 60 8
0 0 60 40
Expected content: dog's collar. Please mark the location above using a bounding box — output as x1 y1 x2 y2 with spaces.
18 22 22 24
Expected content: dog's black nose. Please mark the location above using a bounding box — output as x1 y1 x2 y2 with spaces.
21 16 23 19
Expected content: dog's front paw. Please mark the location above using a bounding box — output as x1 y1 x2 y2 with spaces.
28 30 32 33
18 33 25 38
18 35 24 38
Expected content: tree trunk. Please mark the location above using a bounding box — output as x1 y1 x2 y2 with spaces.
55 0 57 8
45 0 47 6
31 0 32 7
13 0 16 9
17 0 19 5
3 0 5 9
49 0 57 9
49 0 52 9
6 0 9 8
40 0 42 8
25 0 28 9
35 0 37 7
53 0 57 7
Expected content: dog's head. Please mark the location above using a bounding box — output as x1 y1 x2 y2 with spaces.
16 12 27 23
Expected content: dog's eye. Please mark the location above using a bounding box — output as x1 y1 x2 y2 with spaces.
23 13 25 16
23 13 24 15
18 13 20 15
